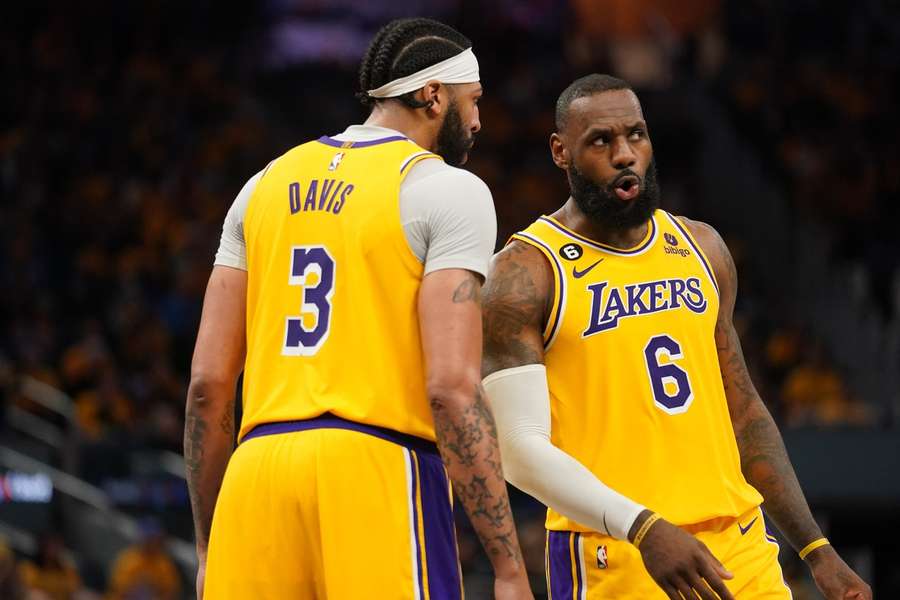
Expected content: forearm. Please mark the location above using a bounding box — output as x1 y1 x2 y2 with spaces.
484 364 644 541
184 378 236 554
734 400 822 551
430 384 524 576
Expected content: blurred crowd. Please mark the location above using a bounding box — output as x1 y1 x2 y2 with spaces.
2 0 896 597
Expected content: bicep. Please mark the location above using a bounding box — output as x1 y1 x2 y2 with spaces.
481 243 551 376
191 265 248 382
418 268 483 390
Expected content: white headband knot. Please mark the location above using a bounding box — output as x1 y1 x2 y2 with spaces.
367 47 480 99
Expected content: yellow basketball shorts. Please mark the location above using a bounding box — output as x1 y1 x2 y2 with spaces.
204 415 462 599
545 506 792 599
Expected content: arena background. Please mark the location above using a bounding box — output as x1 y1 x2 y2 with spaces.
2 1 899 598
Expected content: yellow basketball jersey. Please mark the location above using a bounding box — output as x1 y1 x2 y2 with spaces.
239 134 441 442
511 210 762 529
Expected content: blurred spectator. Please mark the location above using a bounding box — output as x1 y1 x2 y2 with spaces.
0 538 27 600
105 519 180 600
18 534 83 600
780 343 871 427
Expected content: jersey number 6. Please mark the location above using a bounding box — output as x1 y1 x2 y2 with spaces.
283 245 335 356
643 334 693 414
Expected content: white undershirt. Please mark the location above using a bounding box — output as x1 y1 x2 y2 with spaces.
214 125 497 279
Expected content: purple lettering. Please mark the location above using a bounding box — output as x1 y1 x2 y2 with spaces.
303 180 319 211
289 182 301 214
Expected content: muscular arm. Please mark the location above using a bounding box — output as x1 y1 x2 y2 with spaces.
481 242 647 540
184 266 246 557
683 220 825 552
418 268 526 576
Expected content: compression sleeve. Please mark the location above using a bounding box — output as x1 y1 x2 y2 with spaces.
213 170 263 271
482 364 646 541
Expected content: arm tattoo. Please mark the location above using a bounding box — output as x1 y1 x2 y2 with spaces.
184 407 215 547
482 243 548 374
431 384 522 563
451 273 481 304
695 220 823 551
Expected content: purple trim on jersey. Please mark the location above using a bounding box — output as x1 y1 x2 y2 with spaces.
400 151 436 174
539 215 657 255
241 414 438 455
316 135 408 148
573 532 584 596
547 531 574 600
663 212 720 296
409 452 426 598
417 452 463 599
513 232 566 349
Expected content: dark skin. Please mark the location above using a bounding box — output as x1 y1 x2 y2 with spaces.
482 88 871 600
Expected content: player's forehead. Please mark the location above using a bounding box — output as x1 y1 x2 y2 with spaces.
567 89 644 134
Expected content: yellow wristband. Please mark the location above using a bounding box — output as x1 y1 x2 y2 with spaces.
632 513 662 548
798 538 830 560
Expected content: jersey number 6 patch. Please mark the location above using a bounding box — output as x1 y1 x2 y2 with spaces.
283 245 335 356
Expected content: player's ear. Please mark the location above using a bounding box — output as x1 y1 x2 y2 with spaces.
550 132 569 170
421 81 442 117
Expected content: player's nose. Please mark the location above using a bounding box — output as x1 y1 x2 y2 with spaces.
610 137 636 170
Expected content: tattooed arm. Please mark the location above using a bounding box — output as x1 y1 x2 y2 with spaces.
418 268 532 597
482 241 735 600
684 219 871 600
185 266 246 595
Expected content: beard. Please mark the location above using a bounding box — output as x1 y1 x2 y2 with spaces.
567 158 661 230
435 100 474 167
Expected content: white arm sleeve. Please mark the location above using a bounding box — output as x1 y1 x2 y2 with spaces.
400 160 497 279
483 364 647 541
214 170 263 270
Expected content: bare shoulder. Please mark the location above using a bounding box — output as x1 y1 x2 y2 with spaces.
676 215 738 307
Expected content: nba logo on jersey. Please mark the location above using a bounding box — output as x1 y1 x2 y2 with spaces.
328 152 345 171
596 545 608 569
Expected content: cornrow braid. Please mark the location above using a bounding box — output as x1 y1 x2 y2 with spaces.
357 18 472 109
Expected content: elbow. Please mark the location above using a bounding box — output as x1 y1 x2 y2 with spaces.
426 370 482 409
186 369 236 411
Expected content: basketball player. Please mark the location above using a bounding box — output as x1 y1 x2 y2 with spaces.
481 75 871 599
184 19 532 599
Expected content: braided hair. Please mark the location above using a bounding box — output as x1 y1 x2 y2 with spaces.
357 18 472 110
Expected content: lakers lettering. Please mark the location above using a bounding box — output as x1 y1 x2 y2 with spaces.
582 277 707 336
289 180 354 215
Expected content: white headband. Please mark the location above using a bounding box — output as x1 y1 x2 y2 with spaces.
367 47 480 99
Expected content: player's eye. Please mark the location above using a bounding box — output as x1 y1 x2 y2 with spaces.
629 128 645 140
592 135 608 146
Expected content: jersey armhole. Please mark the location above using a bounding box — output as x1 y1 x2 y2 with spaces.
508 233 565 349
665 212 721 297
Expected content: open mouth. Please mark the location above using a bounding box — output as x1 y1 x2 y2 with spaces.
613 175 640 201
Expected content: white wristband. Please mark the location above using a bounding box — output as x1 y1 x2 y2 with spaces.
483 364 646 540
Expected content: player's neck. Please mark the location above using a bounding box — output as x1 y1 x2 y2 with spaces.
363 106 438 154
552 198 650 250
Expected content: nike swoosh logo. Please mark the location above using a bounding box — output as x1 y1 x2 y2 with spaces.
572 259 604 279
738 516 758 535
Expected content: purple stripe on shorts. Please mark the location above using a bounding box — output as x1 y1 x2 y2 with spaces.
410 452 426 598
547 531 574 600
574 532 583 596
416 451 463 599
316 135 408 148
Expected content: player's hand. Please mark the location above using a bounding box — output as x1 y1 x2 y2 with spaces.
637 517 735 600
806 546 872 600
493 570 535 600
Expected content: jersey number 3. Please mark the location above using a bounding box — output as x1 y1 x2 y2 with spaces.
283 245 335 356
643 334 693 414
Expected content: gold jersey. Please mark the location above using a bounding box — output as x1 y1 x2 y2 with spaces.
512 210 762 529
239 134 441 442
